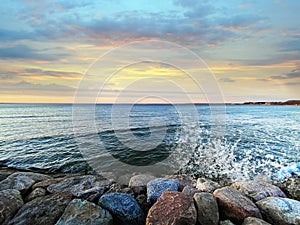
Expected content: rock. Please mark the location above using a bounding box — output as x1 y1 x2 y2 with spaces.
147 178 179 203
129 174 156 194
98 192 144 225
242 217 271 225
256 197 300 225
182 185 201 197
0 168 16 182
0 172 51 194
213 186 262 222
275 176 300 200
8 192 72 225
47 175 111 199
24 187 46 202
219 220 235 225
231 180 286 202
55 199 113 225
136 194 149 214
196 177 221 193
193 192 219 225
146 190 197 225
32 177 66 190
164 174 194 191
0 189 24 224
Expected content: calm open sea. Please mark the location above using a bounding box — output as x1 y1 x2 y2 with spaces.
0 104 299 180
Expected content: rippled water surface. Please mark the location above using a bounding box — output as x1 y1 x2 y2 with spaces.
0 104 299 180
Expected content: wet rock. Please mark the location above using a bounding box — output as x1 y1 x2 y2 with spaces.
98 192 144 225
24 187 46 202
129 174 156 194
56 199 113 225
182 185 201 197
242 217 271 225
275 176 300 201
193 192 219 225
256 197 300 225
0 189 24 224
0 172 51 194
213 186 262 222
8 192 72 225
146 190 197 225
231 180 286 202
147 178 179 203
196 177 221 193
47 175 111 199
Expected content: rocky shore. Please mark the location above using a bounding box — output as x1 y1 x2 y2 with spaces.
0 167 299 225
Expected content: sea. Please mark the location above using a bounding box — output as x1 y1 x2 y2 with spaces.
0 103 299 181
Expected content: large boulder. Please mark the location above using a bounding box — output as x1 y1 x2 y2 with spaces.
8 192 72 225
146 190 197 225
196 177 221 193
47 175 111 199
98 192 144 225
147 178 179 203
213 186 262 222
129 174 156 193
231 180 286 202
256 197 300 225
0 189 24 224
242 217 271 225
56 199 113 225
193 192 219 225
0 172 51 194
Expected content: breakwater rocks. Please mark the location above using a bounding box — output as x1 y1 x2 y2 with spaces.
0 167 299 225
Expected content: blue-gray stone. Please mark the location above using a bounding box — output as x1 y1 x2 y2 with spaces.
98 192 144 225
147 178 179 203
256 197 300 225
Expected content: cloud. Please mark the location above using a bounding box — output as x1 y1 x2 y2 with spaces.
24 68 82 78
0 45 71 61
270 69 300 80
0 81 74 92
219 77 235 83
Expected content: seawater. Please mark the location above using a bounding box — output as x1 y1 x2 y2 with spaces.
0 103 299 181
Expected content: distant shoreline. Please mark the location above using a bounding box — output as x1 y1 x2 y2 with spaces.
0 100 299 105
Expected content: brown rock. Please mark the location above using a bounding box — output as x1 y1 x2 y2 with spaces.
165 175 194 191
8 192 72 225
32 177 66 190
274 176 300 201
0 189 24 224
231 180 286 202
196 178 221 193
146 190 197 225
213 186 262 222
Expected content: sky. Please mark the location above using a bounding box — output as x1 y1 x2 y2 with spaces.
0 0 299 103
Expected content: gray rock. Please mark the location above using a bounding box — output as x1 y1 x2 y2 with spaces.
129 174 156 187
193 192 219 225
98 192 144 225
146 190 197 225
231 180 286 202
55 199 113 225
47 175 111 199
24 187 46 202
182 185 201 197
213 186 262 222
256 197 300 225
242 217 271 225
196 177 221 193
0 172 51 194
147 178 179 203
0 168 16 182
0 189 24 224
275 176 300 201
8 192 72 225
32 177 66 190
219 220 235 225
